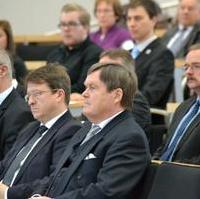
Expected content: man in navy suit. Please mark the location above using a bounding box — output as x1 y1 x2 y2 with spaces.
126 0 174 111
0 49 34 160
0 63 81 198
154 44 200 162
10 62 150 199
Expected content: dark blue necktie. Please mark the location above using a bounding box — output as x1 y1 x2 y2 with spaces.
160 100 200 161
2 125 48 185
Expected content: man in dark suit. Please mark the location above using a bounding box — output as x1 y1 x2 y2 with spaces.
0 49 34 160
99 49 151 135
0 64 81 197
3 62 150 199
153 44 200 162
47 3 102 97
162 0 200 58
126 0 174 111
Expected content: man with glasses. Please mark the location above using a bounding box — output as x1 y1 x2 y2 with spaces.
162 0 200 58
47 3 102 100
0 49 34 160
153 44 200 162
0 63 81 197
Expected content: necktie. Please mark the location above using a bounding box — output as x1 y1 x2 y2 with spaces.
81 124 101 145
169 28 187 57
160 100 200 161
2 125 48 185
131 46 140 59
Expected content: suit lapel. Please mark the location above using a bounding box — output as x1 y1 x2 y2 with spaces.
13 111 72 182
50 111 129 195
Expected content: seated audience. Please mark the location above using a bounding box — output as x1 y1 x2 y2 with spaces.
47 3 102 96
162 0 200 58
90 0 132 49
0 63 81 196
0 62 150 199
0 20 28 85
153 44 200 162
0 49 34 160
99 49 151 135
126 0 174 124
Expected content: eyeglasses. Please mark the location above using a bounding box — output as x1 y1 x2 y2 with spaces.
58 21 82 29
183 64 200 71
25 89 58 102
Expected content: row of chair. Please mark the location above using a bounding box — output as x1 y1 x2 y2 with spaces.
134 160 200 199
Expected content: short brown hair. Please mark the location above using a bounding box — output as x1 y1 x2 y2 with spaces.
127 0 161 19
94 0 123 21
88 62 137 111
188 43 200 52
25 63 71 105
61 3 90 27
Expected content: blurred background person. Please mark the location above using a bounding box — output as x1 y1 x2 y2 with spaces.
162 0 200 58
90 0 132 49
0 20 28 87
47 3 102 99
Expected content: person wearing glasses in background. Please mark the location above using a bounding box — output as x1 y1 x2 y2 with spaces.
90 0 132 50
0 49 33 160
153 44 200 162
47 3 102 101
0 64 81 198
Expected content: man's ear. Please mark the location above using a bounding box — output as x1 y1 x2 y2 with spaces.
0 65 8 77
113 88 123 104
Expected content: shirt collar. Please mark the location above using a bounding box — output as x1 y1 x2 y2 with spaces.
0 85 14 105
134 35 157 52
94 110 124 130
42 109 68 129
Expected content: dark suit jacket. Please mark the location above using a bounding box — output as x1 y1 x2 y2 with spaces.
1 111 81 195
135 38 174 109
133 91 151 134
11 111 150 199
0 89 34 160
47 37 102 93
162 23 200 58
153 97 200 162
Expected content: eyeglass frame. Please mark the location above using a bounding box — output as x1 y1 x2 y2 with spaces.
58 21 82 29
183 64 200 72
25 89 59 102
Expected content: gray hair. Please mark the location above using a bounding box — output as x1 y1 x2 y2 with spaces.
0 49 12 79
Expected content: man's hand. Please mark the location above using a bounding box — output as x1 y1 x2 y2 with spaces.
29 196 52 199
0 183 8 199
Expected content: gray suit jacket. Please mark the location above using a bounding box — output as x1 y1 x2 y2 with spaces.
162 23 200 58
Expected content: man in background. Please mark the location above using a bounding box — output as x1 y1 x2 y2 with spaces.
162 0 200 58
0 49 34 160
47 3 102 98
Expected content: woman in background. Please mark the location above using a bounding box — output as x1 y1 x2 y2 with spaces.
90 0 132 49
0 20 28 85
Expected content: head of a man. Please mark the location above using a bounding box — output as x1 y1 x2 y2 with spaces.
126 0 160 43
178 0 200 27
82 62 137 123
58 3 90 49
184 44 200 95
25 64 71 123
0 49 12 92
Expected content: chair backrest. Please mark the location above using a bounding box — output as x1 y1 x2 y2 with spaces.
147 162 200 199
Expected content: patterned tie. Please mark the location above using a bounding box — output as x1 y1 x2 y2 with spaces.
169 28 187 57
81 124 101 145
131 46 140 59
2 125 48 185
160 100 200 161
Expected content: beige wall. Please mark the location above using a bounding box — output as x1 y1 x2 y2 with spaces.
0 0 177 35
